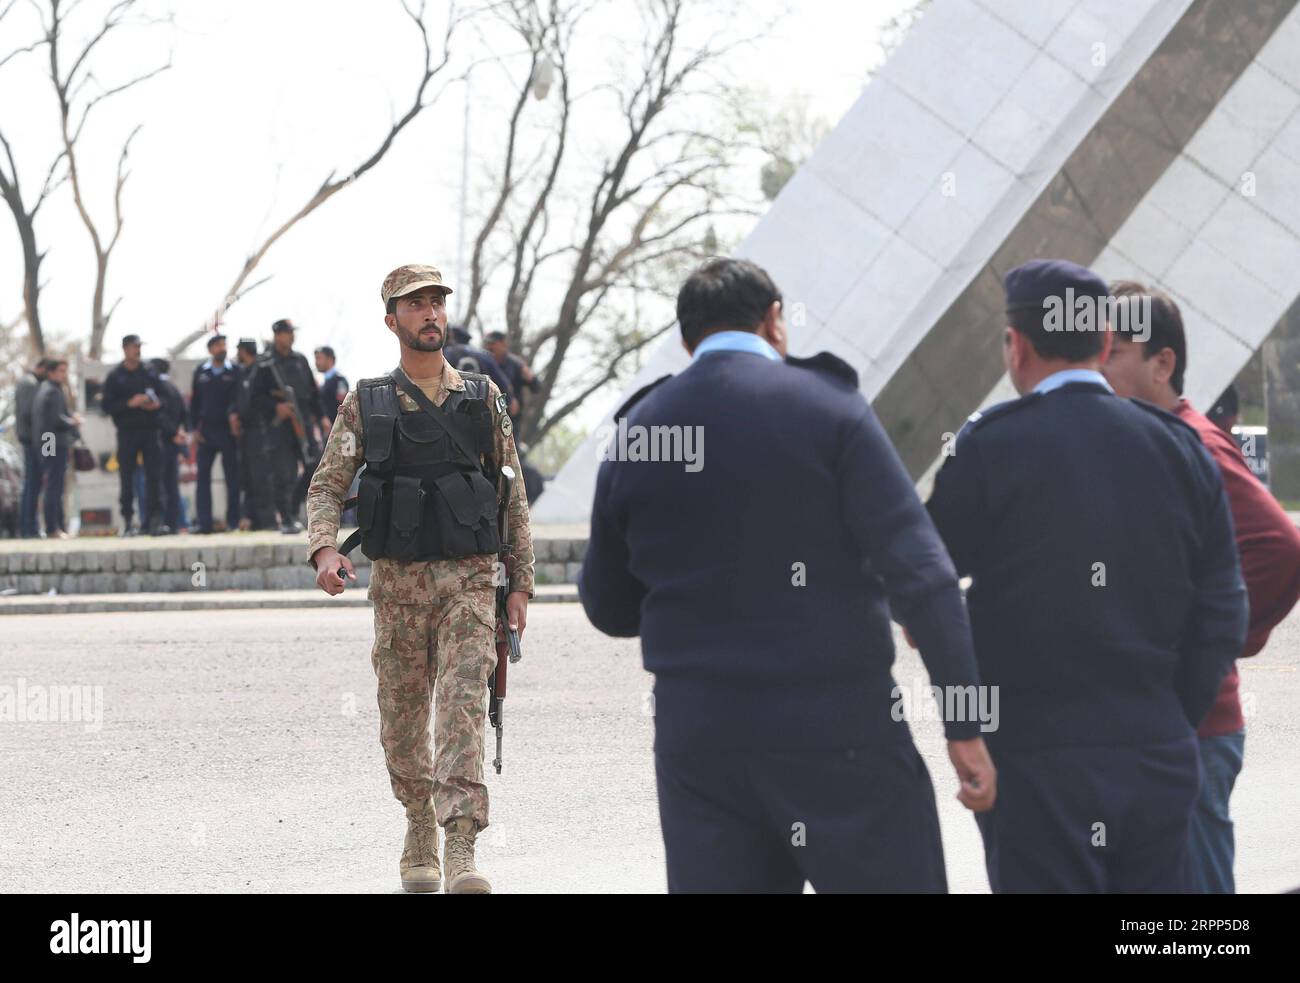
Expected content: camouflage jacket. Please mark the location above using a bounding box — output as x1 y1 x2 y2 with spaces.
305 362 536 603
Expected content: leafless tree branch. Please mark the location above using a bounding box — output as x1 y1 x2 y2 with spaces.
170 0 462 357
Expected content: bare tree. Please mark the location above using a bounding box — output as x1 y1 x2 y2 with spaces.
731 90 831 202
0 0 65 360
0 309 33 432
30 0 172 359
168 0 464 358
461 0 770 446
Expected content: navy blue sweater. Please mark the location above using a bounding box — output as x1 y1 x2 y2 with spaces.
927 382 1248 751
580 349 982 752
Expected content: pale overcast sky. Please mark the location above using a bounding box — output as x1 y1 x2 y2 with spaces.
0 0 914 389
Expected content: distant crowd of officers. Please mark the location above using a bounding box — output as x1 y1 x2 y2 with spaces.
12 320 539 538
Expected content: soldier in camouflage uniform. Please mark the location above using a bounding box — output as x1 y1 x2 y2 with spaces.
306 264 535 894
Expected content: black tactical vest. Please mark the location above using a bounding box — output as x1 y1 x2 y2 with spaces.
354 371 501 562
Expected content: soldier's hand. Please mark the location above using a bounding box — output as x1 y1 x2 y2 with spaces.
229 415 241 437
275 402 294 421
948 736 997 813
312 547 355 595
506 590 529 639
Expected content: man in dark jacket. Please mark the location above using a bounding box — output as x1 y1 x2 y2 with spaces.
313 345 349 428
251 320 321 532
229 338 275 530
32 359 81 538
101 334 163 535
149 357 189 534
191 333 240 533
444 326 515 413
485 330 537 416
580 258 996 893
14 358 49 537
926 260 1249 893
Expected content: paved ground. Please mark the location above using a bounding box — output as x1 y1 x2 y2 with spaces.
0 603 1295 893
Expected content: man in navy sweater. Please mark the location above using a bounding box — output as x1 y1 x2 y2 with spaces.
580 258 996 893
191 333 241 533
926 260 1248 893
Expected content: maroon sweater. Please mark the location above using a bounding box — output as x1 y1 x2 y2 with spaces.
1176 400 1300 736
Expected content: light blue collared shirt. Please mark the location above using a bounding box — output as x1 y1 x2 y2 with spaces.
691 330 781 363
323 366 339 381
1033 368 1113 395
200 358 230 375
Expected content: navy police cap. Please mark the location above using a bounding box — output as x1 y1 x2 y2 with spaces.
1004 259 1108 313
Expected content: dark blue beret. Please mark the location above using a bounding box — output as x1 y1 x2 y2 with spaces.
1004 259 1108 312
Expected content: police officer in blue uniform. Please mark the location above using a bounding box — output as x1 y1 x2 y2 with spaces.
314 345 349 428
580 258 997 893
926 259 1249 893
443 326 516 411
191 333 241 533
231 337 276 530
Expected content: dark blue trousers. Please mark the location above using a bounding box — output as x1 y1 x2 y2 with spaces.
237 425 277 529
159 441 182 530
976 737 1200 893
1186 729 1245 894
195 429 239 531
655 742 947 893
20 439 41 537
39 446 68 534
116 427 161 527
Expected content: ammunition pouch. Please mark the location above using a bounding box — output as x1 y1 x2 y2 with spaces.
353 371 501 562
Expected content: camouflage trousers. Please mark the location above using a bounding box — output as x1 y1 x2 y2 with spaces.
370 583 497 829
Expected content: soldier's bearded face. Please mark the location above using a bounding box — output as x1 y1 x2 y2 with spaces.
392 289 448 352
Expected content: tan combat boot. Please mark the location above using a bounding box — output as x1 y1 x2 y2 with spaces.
399 799 441 893
442 817 491 894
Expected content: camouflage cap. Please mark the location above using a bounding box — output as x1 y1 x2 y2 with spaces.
381 264 453 306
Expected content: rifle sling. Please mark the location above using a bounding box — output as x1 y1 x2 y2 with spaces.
389 366 484 469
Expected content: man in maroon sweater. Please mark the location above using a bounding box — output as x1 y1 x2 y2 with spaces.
1102 281 1300 892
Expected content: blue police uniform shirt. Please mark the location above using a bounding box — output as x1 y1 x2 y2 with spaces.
927 367 1246 752
199 358 230 375
691 330 781 363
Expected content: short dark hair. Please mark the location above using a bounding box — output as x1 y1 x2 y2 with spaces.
677 258 782 349
484 330 507 344
46 358 68 372
34 358 52 373
1109 280 1186 395
1007 304 1108 362
315 345 335 360
385 297 398 316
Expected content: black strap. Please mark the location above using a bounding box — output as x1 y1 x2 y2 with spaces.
390 367 483 467
339 528 363 556
336 495 362 556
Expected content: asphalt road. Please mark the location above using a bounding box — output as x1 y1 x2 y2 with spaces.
0 603 1295 893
